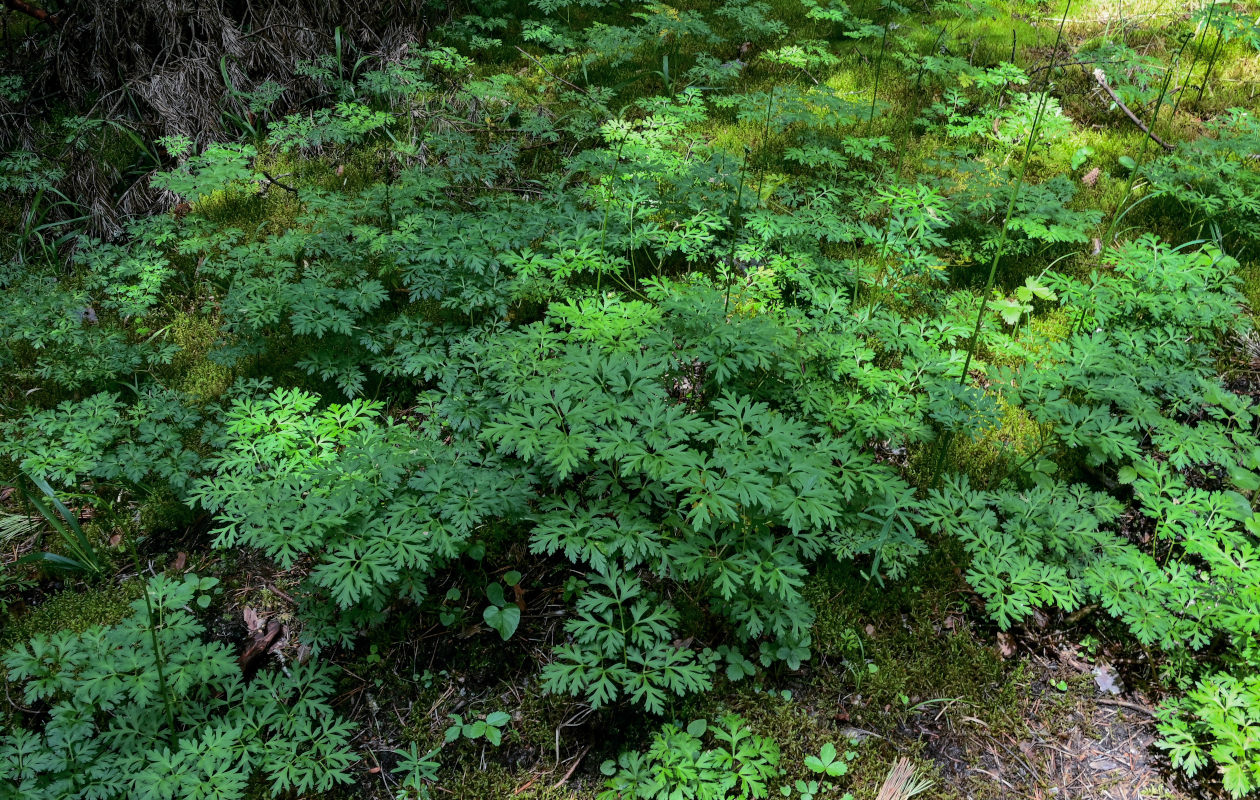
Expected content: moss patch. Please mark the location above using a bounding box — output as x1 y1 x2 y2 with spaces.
4 579 143 646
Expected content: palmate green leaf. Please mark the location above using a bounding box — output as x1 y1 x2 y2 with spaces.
541 572 711 712
991 296 1027 326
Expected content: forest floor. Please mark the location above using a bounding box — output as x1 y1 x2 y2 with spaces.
3 0 1259 798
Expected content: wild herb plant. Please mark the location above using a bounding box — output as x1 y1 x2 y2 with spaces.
598 715 780 800
0 574 357 799
190 387 531 652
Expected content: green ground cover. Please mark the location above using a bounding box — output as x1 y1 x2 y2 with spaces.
2 0 1260 797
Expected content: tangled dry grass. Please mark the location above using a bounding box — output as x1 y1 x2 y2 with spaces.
1 0 440 236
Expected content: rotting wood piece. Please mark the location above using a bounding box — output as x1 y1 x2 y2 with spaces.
238 618 284 672
1 0 59 26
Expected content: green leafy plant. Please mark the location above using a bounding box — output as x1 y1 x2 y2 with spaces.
5 474 104 575
540 571 712 714
0 574 357 799
781 779 821 800
390 743 442 799
804 742 858 778
445 711 512 746
1158 671 1260 797
8 4 1260 794
191 386 530 651
598 714 780 799
482 571 522 641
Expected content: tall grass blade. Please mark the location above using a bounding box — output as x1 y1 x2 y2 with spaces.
931 0 1073 487
8 475 105 576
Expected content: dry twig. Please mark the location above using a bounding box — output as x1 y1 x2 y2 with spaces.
1093 69 1175 151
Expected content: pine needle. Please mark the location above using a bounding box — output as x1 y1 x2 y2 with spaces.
876 758 934 800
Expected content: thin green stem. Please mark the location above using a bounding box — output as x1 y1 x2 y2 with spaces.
753 88 775 206
1196 23 1224 105
122 528 178 748
1103 34 1190 246
895 25 948 177
598 135 627 296
932 0 1073 488
957 2 1073 386
867 22 891 136
725 148 751 316
1172 3 1214 118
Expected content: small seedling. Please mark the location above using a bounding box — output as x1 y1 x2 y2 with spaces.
782 779 822 800
482 575 522 641
805 742 857 777
445 711 512 746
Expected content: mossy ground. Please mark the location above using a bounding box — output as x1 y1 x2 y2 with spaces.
1 578 142 646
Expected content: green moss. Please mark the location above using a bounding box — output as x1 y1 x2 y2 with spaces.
801 558 1024 738
1237 260 1260 315
4 579 143 646
948 398 1043 489
167 311 232 400
440 764 577 799
512 686 577 753
136 488 196 532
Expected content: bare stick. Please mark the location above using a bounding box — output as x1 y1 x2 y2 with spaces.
550 744 592 790
261 170 299 195
1096 697 1157 717
1094 69 1175 152
515 46 588 96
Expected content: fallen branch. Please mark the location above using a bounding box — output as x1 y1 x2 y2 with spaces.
1064 602 1099 625
261 170 299 195
515 46 588 96
1 0 58 26
1093 69 1174 152
1096 697 1157 718
238 618 283 671
550 744 591 790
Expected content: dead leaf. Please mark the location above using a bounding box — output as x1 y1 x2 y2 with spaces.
1092 662 1123 695
996 632 1016 658
243 606 263 636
